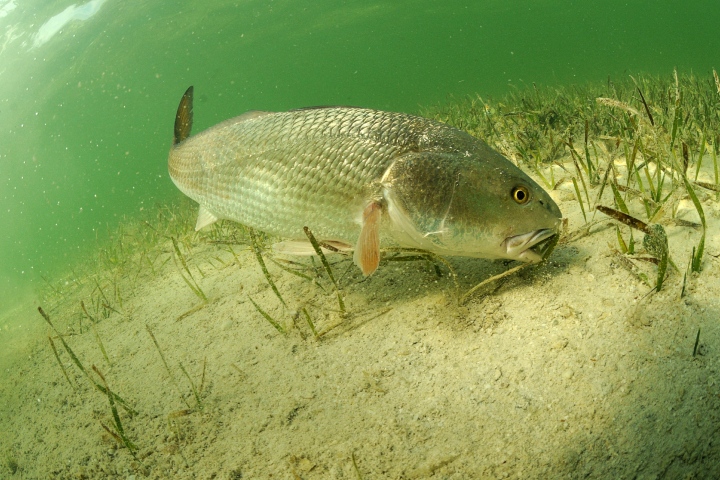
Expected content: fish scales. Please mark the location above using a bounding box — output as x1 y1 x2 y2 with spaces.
171 107 462 241
169 87 562 274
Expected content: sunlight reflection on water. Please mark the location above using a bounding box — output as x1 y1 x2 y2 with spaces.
32 0 106 48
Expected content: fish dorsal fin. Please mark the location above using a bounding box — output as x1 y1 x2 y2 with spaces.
195 205 218 231
173 86 194 145
353 201 383 276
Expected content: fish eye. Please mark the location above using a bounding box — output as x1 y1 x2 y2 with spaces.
511 185 530 204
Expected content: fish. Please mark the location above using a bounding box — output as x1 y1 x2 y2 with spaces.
168 86 562 276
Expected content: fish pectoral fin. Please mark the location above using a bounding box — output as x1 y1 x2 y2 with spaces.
273 240 352 256
195 206 219 231
353 201 382 276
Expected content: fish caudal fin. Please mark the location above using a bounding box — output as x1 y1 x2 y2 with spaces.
353 202 382 276
173 86 194 145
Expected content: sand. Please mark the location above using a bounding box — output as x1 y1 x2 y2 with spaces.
1 159 719 479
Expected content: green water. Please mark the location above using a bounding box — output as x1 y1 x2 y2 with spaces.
1 0 719 313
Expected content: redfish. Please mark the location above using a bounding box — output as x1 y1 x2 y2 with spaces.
168 87 561 275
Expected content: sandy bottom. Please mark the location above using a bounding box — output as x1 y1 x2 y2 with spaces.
1 163 720 479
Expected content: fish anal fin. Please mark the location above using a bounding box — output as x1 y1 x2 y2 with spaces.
173 86 194 145
195 205 218 231
353 202 382 276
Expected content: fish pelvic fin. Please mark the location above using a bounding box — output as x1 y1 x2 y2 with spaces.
195 205 218 231
353 201 382 276
173 86 194 145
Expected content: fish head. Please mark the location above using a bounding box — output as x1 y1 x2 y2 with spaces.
382 149 562 262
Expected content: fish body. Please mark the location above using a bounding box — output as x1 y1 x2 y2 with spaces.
168 87 562 274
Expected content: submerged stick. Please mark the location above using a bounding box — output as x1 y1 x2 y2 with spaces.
171 236 208 303
48 336 76 390
248 295 286 334
92 365 137 455
650 224 669 291
684 177 706 273
37 307 137 415
352 452 364 480
636 86 655 126
267 256 317 283
178 362 203 411
176 303 207 322
572 177 587 222
596 206 671 290
40 275 62 296
596 205 649 233
304 226 345 314
199 357 207 395
383 247 460 294
100 421 124 445
93 278 111 312
694 181 720 192
82 301 111 365
460 263 528 305
302 307 319 339
693 328 701 357
146 324 192 409
248 228 286 306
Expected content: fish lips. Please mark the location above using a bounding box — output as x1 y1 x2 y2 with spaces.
502 228 558 263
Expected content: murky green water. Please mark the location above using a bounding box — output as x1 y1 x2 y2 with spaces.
1 0 719 313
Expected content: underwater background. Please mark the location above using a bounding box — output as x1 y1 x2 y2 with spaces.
1 0 720 331
3 1 720 478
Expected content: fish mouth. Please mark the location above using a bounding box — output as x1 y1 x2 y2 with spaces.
502 229 559 263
